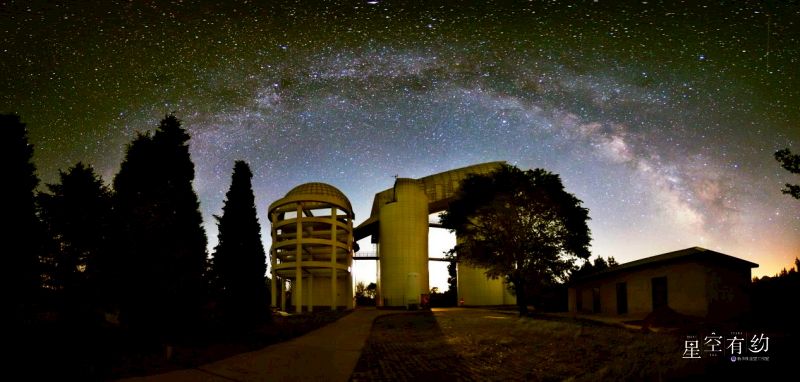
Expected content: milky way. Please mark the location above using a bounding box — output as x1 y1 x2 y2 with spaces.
2 1 798 285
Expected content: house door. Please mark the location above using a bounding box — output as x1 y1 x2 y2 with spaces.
592 288 601 313
652 277 668 309
576 290 583 312
616 283 628 314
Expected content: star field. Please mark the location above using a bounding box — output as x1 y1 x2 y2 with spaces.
2 1 798 287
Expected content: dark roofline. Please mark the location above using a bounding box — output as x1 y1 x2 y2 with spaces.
568 247 759 285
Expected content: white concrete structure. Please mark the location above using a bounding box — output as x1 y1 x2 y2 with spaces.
268 183 354 312
457 264 516 306
355 162 516 307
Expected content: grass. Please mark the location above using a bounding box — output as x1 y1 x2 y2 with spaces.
432 309 726 381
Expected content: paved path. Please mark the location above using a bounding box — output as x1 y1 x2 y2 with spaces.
123 308 394 382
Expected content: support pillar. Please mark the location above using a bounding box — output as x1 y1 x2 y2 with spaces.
281 278 286 311
271 213 278 309
331 207 337 311
308 272 313 312
296 203 303 313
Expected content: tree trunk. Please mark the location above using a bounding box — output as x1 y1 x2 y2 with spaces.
515 279 528 317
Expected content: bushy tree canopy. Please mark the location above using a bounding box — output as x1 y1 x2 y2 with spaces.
775 148 799 200
4 114 44 311
441 164 591 316
37 162 112 310
112 115 207 335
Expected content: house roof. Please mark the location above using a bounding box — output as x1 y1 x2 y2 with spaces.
568 247 759 285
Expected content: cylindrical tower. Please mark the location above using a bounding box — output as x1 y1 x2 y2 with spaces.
268 183 354 312
378 178 429 307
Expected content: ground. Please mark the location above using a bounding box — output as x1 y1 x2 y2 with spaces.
351 308 782 381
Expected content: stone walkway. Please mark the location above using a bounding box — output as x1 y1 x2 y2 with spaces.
122 308 394 382
349 311 477 381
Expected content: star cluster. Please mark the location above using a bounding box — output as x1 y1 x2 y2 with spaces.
2 1 798 286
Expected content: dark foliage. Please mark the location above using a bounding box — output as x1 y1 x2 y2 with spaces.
209 160 269 328
774 148 799 200
440 164 592 316
442 260 458 306
37 162 113 314
112 115 208 339
356 282 377 306
747 258 799 334
4 114 45 315
568 255 619 282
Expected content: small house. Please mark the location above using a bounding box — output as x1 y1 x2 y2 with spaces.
567 247 758 321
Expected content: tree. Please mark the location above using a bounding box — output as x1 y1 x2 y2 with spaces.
37 162 112 314
608 256 619 267
441 164 591 316
366 282 377 300
112 115 207 337
775 148 799 200
5 114 45 314
210 161 267 326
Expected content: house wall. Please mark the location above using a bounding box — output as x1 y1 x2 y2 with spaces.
569 261 709 318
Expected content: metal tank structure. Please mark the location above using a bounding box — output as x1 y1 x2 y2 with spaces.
355 161 516 307
268 183 354 312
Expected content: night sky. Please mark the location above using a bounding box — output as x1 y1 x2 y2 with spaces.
2 1 798 289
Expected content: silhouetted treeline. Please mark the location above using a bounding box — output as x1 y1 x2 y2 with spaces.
6 114 46 319
7 113 270 338
747 258 799 334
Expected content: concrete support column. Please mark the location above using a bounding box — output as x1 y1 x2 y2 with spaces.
331 207 337 310
308 272 313 312
296 203 303 313
281 277 286 311
271 213 278 309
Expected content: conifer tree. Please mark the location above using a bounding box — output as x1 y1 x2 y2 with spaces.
112 115 207 336
4 114 44 314
211 161 267 325
37 162 112 313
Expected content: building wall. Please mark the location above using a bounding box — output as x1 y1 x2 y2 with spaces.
457 264 516 306
290 275 350 310
569 261 709 318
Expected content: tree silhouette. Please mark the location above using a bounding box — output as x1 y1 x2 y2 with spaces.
445 260 458 306
774 148 799 200
4 114 44 315
112 115 207 337
210 161 267 327
37 162 112 315
569 255 619 282
441 164 591 316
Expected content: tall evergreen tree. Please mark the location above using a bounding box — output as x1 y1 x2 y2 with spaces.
37 162 112 314
4 114 44 314
112 115 207 336
211 161 267 326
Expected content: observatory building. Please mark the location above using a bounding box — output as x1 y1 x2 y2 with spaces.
354 162 516 307
269 162 516 312
268 183 355 312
